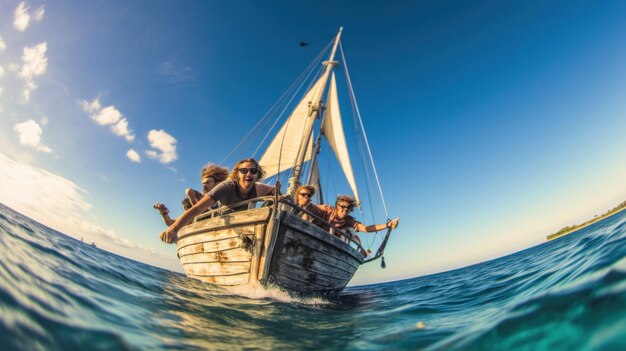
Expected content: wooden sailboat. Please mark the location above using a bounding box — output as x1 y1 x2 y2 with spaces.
176 28 393 295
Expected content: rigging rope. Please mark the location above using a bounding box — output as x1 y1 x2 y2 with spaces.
220 41 332 167
339 42 389 219
272 39 334 186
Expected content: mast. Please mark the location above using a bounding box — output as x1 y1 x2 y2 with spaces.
286 27 343 196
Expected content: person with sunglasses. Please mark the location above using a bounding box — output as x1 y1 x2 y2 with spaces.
292 185 325 222
160 158 276 244
315 195 400 238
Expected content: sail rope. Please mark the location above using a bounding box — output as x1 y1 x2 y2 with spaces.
271 39 334 186
220 41 331 168
273 62 327 186
339 42 389 219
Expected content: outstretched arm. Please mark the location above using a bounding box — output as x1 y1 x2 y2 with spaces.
356 218 400 233
159 195 217 244
153 202 175 226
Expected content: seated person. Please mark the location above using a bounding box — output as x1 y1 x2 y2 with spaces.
314 195 400 244
154 163 228 226
186 163 230 206
160 158 277 244
292 185 325 222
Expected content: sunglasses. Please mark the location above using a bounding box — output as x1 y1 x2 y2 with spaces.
238 168 259 175
337 204 351 210
298 192 312 198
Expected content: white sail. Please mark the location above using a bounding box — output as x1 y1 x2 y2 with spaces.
322 72 360 204
259 76 326 178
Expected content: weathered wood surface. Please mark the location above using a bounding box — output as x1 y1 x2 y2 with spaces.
176 208 366 294
258 216 279 283
188 273 251 286
281 240 359 273
273 257 351 290
179 250 252 264
248 223 266 287
176 209 272 287
183 262 251 276
264 212 364 293
279 253 354 280
282 230 361 270
177 237 252 256
178 207 271 239
281 212 365 263
177 228 254 248
273 265 350 291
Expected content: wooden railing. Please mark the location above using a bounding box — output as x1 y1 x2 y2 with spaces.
190 196 367 257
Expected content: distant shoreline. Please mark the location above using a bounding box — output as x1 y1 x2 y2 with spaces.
547 201 626 241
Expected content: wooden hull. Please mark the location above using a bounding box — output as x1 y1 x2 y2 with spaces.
176 206 365 295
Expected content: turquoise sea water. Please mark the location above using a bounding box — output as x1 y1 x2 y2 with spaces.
1 202 625 350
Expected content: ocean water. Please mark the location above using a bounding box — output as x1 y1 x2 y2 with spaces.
1 203 625 351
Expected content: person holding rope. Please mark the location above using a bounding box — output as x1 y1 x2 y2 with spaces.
315 195 400 243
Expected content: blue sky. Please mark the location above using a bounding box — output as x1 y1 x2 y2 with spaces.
1 1 625 286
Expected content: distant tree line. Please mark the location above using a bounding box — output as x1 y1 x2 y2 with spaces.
547 200 626 241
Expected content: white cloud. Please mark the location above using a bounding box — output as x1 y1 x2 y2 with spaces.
0 37 6 51
13 119 52 153
112 118 134 142
0 66 5 78
81 98 102 114
40 116 48 126
147 129 178 164
92 105 122 125
0 152 179 270
81 98 135 142
13 2 44 32
19 42 48 103
33 6 45 22
126 149 141 163
13 2 30 31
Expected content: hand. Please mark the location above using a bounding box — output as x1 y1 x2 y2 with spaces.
159 224 179 244
153 202 169 215
388 218 399 229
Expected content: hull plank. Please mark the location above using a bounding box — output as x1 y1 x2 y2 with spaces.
283 230 361 271
274 266 350 291
282 213 364 263
177 228 253 248
177 237 248 256
279 254 353 280
179 207 272 238
183 261 251 276
274 258 352 289
189 273 251 286
179 250 252 264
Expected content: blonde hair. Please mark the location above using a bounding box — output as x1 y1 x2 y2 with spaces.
296 185 316 196
335 194 357 211
229 158 266 181
200 163 229 183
